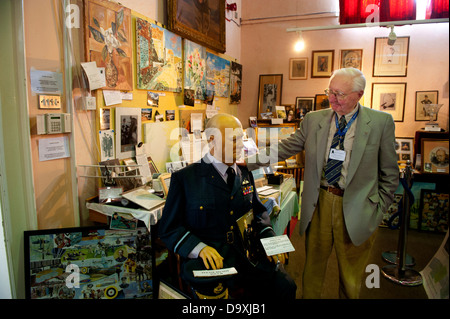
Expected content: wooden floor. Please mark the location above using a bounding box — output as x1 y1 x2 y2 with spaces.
284 219 446 299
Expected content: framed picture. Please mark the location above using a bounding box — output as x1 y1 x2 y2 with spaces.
84 0 133 90
289 58 308 80
421 138 449 174
167 0 226 53
136 18 182 92
257 74 283 119
371 83 406 122
24 225 157 299
115 107 142 159
295 97 314 119
380 194 403 228
255 122 296 146
206 52 230 98
373 36 410 77
99 129 115 161
415 90 439 121
159 173 171 196
230 61 242 104
395 137 414 163
314 94 330 110
340 49 363 70
419 189 449 233
311 50 334 78
282 104 296 122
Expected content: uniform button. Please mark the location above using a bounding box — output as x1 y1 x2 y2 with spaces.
199 206 204 210
230 211 233 216
230 226 234 230
230 196 234 200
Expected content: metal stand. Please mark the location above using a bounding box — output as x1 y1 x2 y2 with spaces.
381 162 423 286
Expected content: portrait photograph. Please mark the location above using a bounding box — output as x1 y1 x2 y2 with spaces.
295 97 314 119
311 50 334 78
421 138 449 174
415 90 439 121
340 49 363 70
289 58 308 80
314 94 330 110
115 107 141 159
257 74 283 118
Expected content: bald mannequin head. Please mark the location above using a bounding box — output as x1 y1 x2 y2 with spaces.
205 113 244 165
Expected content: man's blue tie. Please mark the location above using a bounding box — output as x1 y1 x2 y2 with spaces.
324 116 347 187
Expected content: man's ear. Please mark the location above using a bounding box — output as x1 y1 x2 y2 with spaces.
208 135 215 144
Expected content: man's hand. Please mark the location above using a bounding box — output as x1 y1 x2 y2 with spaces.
267 253 288 265
199 246 224 270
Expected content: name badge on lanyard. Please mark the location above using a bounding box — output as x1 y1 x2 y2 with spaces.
329 148 346 161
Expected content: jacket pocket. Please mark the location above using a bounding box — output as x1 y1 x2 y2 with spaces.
185 198 216 229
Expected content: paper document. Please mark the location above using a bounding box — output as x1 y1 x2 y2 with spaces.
260 235 295 256
81 62 106 90
193 267 238 277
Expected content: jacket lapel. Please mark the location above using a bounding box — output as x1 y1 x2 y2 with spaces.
201 157 230 192
345 105 371 187
316 109 334 179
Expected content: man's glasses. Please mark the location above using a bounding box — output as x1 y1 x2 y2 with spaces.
324 88 351 100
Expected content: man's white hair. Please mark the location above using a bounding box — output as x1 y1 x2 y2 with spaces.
330 67 366 92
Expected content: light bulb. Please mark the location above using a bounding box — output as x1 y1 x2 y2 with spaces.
294 32 304 51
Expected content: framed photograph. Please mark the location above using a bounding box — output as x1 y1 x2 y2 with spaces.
289 58 308 80
415 90 439 121
24 226 157 299
395 137 414 162
167 0 226 53
314 94 330 110
421 138 449 174
257 74 283 119
340 49 363 70
419 189 449 233
159 173 172 196
99 129 115 161
295 97 314 119
311 50 334 78
230 61 242 104
373 36 410 77
371 83 406 122
115 107 142 159
282 104 296 122
84 0 133 90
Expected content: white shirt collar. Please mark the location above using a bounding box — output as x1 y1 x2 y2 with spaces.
206 152 237 179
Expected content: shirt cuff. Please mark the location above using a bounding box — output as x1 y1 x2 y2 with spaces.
188 242 207 259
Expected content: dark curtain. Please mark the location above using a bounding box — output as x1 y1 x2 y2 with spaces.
426 0 449 19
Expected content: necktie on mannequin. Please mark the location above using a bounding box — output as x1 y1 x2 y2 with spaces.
226 166 236 191
324 116 347 187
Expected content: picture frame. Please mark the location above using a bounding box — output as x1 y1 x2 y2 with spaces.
311 50 334 78
115 107 142 159
340 49 363 70
415 90 439 121
314 94 330 110
84 0 133 90
229 61 243 104
24 225 157 299
373 36 410 77
159 173 172 197
255 122 297 147
295 97 314 119
421 138 449 174
419 189 449 233
395 137 414 163
281 104 296 122
289 58 308 80
136 17 182 92
257 74 283 119
167 0 226 53
371 83 406 122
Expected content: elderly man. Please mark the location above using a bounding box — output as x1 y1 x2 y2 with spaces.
246 68 399 298
158 113 296 299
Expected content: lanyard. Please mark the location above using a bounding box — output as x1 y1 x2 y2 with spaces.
335 110 359 138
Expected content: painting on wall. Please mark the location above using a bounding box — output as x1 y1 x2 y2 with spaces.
24 226 157 299
206 52 230 98
311 50 334 78
184 39 207 100
371 83 406 122
257 74 283 119
167 0 226 53
229 61 242 104
340 49 363 70
136 18 182 92
373 37 410 77
84 0 133 91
